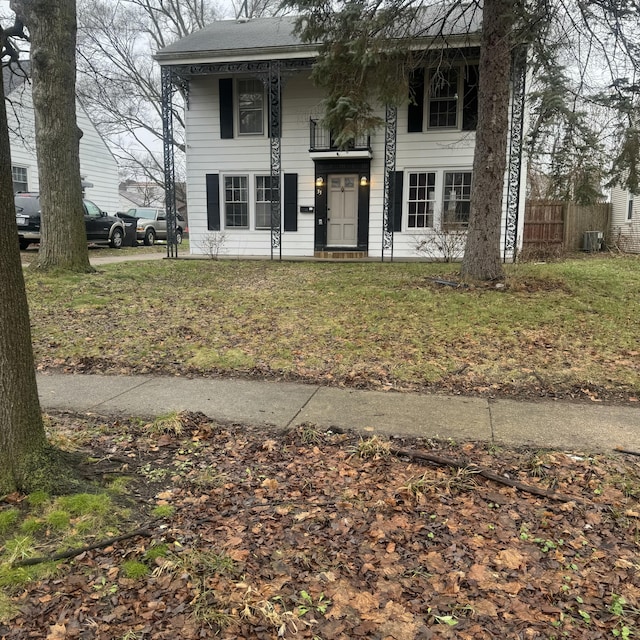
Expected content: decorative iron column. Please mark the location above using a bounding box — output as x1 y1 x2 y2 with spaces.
269 61 282 260
161 65 178 258
503 47 527 262
381 105 397 262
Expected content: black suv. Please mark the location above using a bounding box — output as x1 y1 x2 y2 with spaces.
15 193 126 250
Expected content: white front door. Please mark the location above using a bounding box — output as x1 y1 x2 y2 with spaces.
327 174 358 247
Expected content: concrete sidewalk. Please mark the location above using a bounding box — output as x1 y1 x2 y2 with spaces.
36 373 640 453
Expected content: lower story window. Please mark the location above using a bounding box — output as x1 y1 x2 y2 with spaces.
443 171 472 228
628 194 634 221
224 175 248 228
12 166 28 193
255 176 274 229
407 172 436 229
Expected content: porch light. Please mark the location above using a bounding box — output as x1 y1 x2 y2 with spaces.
360 176 368 187
315 176 324 187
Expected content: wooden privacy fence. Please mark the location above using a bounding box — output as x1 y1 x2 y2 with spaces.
523 201 611 252
523 201 564 247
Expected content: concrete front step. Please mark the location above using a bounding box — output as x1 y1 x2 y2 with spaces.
314 250 368 259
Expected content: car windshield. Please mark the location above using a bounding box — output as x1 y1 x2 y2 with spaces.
130 209 157 220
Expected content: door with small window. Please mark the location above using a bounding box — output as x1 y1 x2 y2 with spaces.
327 175 358 247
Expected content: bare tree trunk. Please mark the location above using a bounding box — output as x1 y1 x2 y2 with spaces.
461 0 513 281
0 67 50 494
12 0 93 272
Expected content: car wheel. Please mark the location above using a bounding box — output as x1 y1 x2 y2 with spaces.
175 228 183 244
19 239 30 251
110 227 124 249
144 228 155 246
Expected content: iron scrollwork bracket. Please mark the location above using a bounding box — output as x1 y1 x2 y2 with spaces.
504 46 527 261
382 105 398 261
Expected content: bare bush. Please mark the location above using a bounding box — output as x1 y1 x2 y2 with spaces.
197 232 227 260
608 228 640 254
413 230 466 263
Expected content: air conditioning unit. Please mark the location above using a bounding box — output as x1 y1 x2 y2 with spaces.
583 231 603 252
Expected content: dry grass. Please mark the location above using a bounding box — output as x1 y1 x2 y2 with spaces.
24 254 640 400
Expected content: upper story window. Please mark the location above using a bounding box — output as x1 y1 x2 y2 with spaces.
12 166 28 193
422 65 478 131
237 78 264 135
429 68 459 128
628 194 634 221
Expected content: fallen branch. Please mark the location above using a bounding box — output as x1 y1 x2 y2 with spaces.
388 446 588 505
615 448 640 457
12 525 154 568
430 278 468 288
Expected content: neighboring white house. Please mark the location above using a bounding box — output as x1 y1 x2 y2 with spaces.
156 9 528 260
610 185 640 253
4 64 120 214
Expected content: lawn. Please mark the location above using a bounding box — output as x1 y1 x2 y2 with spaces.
4 255 640 639
24 254 640 401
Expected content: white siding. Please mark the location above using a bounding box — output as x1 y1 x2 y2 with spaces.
77 102 120 213
184 68 524 260
610 185 640 253
377 101 476 259
6 82 119 212
7 81 39 193
186 73 321 257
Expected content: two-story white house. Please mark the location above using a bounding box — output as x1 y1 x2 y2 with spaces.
4 64 120 214
156 9 527 260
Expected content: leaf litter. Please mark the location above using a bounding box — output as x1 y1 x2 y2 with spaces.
2 411 640 639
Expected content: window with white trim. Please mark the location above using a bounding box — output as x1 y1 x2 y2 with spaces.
12 166 28 193
428 68 459 128
237 78 264 135
628 194 634 221
426 65 479 131
224 175 249 228
407 172 436 229
443 171 472 228
255 176 274 229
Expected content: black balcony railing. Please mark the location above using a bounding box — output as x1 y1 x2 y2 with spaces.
309 119 370 151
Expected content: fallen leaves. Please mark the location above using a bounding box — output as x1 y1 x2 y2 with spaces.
3 414 640 639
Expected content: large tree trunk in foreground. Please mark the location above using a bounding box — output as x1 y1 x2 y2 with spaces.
12 0 93 272
0 68 50 495
461 0 513 281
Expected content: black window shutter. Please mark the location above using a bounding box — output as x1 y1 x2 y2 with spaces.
219 78 234 139
283 173 298 232
206 174 220 231
407 68 425 133
462 65 479 131
387 171 403 233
